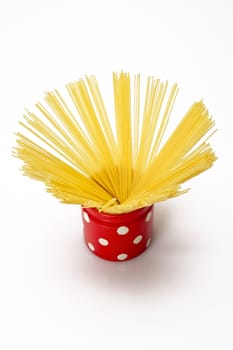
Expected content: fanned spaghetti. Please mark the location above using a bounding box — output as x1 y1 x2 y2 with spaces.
13 72 217 213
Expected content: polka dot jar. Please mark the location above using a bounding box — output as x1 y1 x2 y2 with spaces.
82 205 153 261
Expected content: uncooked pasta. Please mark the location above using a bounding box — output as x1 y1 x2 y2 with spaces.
13 72 217 213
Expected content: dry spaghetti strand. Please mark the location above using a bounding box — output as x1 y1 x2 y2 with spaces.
113 72 132 203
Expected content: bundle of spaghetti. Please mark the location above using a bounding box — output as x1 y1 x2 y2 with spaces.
13 72 217 213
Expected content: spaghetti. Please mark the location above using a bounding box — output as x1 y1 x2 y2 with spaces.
13 72 217 213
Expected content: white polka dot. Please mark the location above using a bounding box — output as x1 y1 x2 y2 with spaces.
83 211 90 223
117 226 129 235
117 253 128 261
146 237 151 248
98 238 109 246
87 242 95 251
133 235 143 244
145 211 152 222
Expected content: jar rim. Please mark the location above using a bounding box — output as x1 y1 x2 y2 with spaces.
82 205 153 225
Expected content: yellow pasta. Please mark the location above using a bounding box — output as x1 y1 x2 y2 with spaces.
13 72 217 213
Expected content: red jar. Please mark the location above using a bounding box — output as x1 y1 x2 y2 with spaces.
82 205 153 261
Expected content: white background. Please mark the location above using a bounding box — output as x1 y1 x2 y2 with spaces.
0 0 233 349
